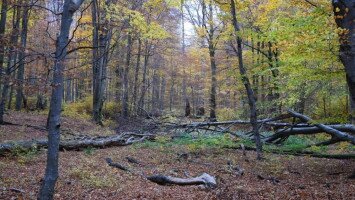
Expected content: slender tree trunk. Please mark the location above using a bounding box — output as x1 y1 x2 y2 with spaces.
0 4 21 124
0 0 8 90
151 70 160 112
91 0 110 125
138 41 150 115
91 0 102 124
122 31 133 118
169 78 175 111
15 3 29 110
39 0 85 199
230 0 262 159
65 78 72 102
8 71 16 109
160 77 166 110
203 1 217 121
132 38 142 113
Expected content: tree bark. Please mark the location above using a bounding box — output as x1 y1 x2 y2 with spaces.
0 4 21 124
160 77 166 110
230 0 262 159
0 0 8 91
38 0 85 199
15 3 29 110
0 133 151 155
286 110 355 144
132 38 142 113
122 31 133 118
147 173 216 188
332 0 355 123
138 41 150 115
203 1 217 122
92 0 111 125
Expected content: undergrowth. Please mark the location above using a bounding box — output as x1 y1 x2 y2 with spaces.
10 144 40 164
134 131 354 155
62 96 120 122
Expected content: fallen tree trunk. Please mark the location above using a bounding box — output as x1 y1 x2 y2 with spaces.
173 120 312 130
147 173 217 188
276 125 355 135
0 133 153 155
266 124 355 143
287 110 355 144
175 119 296 128
225 145 355 159
106 158 130 171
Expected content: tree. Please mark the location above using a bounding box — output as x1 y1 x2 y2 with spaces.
0 0 8 91
92 0 111 125
0 2 21 124
39 0 86 199
332 0 355 123
185 0 223 121
15 1 30 110
229 0 262 159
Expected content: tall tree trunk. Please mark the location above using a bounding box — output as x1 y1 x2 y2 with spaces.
91 0 102 124
160 77 166 110
132 38 142 113
92 0 110 125
65 78 72 102
230 0 262 159
15 3 29 110
7 71 16 109
169 76 175 111
39 0 85 199
0 0 8 91
151 70 160 112
122 31 133 118
203 0 217 121
332 0 355 123
0 4 21 124
138 41 150 115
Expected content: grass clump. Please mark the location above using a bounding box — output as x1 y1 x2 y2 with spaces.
10 144 40 165
135 132 237 152
62 96 120 121
70 167 116 188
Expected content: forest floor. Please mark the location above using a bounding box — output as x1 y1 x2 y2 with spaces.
0 111 354 199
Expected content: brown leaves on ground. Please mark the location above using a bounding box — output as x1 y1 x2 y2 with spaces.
0 111 114 142
0 111 354 199
0 146 354 200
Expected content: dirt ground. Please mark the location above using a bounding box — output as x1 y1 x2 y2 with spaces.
0 111 113 142
0 112 354 199
0 146 354 199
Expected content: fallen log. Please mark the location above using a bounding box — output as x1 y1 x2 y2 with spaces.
275 125 355 135
0 133 153 155
287 110 355 145
105 158 130 171
172 120 312 130
224 145 355 159
147 173 217 188
266 124 355 143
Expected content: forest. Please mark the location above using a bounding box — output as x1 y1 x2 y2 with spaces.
0 0 354 199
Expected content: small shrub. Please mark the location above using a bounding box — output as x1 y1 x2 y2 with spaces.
309 145 328 153
63 96 121 120
70 167 116 188
83 147 96 155
62 97 92 119
336 142 352 153
217 108 240 121
11 144 40 164
102 101 121 119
